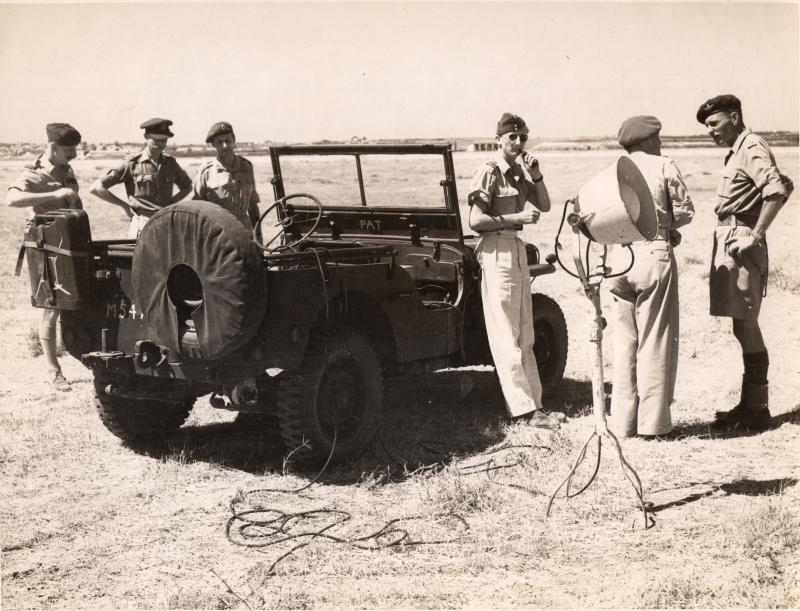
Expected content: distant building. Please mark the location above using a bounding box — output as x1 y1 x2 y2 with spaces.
466 139 500 152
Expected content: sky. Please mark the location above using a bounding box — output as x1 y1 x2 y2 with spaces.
0 1 798 144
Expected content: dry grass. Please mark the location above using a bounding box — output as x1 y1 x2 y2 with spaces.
1 149 799 609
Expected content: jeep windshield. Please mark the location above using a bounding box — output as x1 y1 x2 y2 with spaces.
268 144 465 243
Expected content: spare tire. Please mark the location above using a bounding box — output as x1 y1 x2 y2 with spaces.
132 201 267 360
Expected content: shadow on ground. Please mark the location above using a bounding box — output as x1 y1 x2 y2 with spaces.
670 402 800 441
122 371 594 483
647 477 798 513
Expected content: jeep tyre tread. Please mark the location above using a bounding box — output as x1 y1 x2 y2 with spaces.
532 293 568 396
276 327 383 464
93 380 193 441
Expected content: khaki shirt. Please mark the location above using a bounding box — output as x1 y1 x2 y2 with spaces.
716 128 790 220
627 151 694 237
467 153 539 229
8 155 81 220
191 155 260 228
100 147 191 208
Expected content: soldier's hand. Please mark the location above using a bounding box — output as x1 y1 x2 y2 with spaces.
517 203 541 224
724 233 759 259
668 229 682 247
56 187 80 207
520 152 543 181
127 195 160 213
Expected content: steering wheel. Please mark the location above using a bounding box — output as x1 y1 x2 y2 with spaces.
254 192 323 252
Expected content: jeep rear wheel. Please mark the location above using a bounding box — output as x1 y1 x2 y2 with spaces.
532 293 568 396
93 380 193 441
276 327 383 464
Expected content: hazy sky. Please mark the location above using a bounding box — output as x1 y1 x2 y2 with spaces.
0 1 798 143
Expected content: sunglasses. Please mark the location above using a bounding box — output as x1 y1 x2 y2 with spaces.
506 133 528 142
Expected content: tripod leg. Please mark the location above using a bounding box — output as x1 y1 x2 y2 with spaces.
546 431 597 517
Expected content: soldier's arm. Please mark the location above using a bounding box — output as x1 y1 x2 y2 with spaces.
6 187 78 208
90 164 133 216
171 161 193 204
519 152 551 212
467 167 537 231
665 159 694 229
729 142 790 251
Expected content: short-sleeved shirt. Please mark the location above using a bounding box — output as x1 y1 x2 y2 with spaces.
99 147 191 208
191 155 260 228
8 155 81 220
715 128 791 220
467 153 537 230
627 151 694 236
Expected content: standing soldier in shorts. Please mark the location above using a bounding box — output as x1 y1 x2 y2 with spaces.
697 94 793 430
6 123 83 391
90 118 192 237
467 112 564 428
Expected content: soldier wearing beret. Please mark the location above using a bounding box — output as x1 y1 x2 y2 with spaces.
608 115 694 439
191 122 261 230
467 112 564 428
697 94 794 430
6 123 84 391
90 118 192 238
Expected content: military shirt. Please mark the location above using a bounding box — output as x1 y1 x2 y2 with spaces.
716 128 791 220
191 155 260 228
8 155 81 220
627 151 694 236
467 153 537 229
99 147 191 209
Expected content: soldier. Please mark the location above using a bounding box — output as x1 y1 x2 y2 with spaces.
697 94 793 430
467 112 564 428
90 118 192 237
608 116 695 439
6 123 83 391
192 121 261 230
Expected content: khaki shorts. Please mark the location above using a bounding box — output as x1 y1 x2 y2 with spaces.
709 225 767 320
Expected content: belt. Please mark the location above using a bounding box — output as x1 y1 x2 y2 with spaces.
478 229 520 237
717 214 757 228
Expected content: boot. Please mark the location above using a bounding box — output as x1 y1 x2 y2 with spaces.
715 376 748 422
738 382 771 431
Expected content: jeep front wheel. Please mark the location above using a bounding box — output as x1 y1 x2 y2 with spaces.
532 293 568 396
277 327 383 464
93 380 193 442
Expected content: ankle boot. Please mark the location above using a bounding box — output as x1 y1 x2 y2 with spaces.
715 376 748 422
739 382 771 430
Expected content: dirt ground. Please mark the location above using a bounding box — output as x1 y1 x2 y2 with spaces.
0 148 798 609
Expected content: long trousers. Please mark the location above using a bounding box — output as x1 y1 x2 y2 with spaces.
608 241 679 437
476 233 543 417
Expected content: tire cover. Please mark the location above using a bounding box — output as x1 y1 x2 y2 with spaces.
132 201 267 360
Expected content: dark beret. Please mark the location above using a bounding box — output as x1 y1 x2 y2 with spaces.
140 117 174 137
696 94 742 123
46 123 81 146
618 115 662 147
496 112 529 137
205 121 235 144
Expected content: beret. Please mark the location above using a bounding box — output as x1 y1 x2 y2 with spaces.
140 117 174 137
696 94 741 124
618 115 662 147
46 123 81 146
496 112 529 136
205 121 234 144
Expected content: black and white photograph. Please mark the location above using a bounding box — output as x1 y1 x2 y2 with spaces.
1 1 798 608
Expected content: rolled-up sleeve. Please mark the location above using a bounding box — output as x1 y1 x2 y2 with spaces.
8 168 38 192
665 159 694 229
99 161 128 190
744 141 789 200
467 166 495 211
191 167 207 200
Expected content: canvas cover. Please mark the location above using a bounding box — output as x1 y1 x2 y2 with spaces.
132 201 267 360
